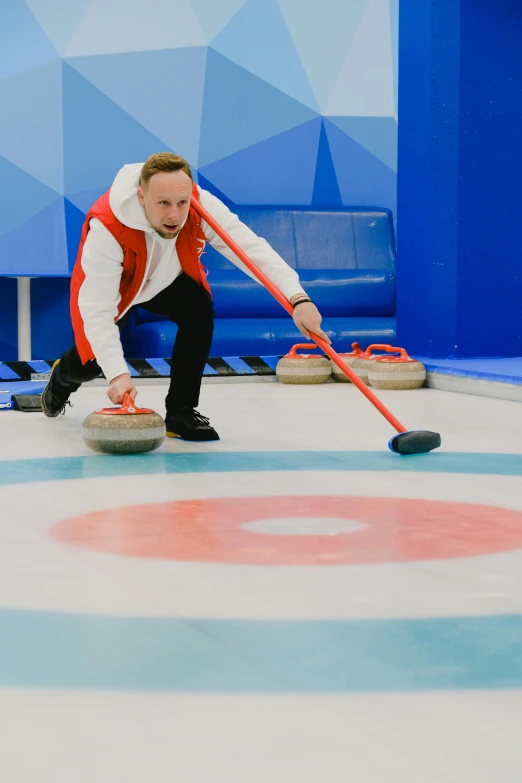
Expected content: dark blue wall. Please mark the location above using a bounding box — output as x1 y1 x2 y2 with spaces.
0 278 18 359
397 0 522 358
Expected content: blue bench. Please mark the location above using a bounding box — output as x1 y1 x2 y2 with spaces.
122 206 396 357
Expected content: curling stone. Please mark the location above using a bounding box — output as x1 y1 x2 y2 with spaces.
368 347 426 390
276 343 331 384
350 343 396 385
331 342 365 383
82 393 165 454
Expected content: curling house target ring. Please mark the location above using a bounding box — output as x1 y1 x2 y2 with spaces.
51 495 522 565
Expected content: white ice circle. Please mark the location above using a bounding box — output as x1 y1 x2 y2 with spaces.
242 516 367 536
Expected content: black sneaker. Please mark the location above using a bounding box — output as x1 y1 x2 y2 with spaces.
41 360 72 417
165 407 219 441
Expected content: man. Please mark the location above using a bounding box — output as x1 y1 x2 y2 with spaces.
41 152 330 441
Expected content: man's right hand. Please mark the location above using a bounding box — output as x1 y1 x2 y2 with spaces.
107 373 137 405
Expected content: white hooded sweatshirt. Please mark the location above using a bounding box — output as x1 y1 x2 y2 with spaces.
78 163 306 384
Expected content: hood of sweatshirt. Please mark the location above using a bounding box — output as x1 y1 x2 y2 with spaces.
108 162 191 236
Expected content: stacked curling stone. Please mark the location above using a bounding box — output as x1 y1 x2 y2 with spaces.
276 343 331 384
349 343 395 386
368 347 427 389
331 342 365 383
82 393 165 454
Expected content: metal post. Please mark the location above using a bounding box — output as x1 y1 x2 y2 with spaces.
17 277 31 361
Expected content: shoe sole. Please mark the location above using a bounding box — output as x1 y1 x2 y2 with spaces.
166 429 220 442
40 359 61 417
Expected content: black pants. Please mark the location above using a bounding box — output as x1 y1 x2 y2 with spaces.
54 273 214 414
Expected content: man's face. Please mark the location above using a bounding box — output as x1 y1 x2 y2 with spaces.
138 170 192 239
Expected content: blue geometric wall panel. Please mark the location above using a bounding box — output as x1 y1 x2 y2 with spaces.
65 188 109 215
277 0 369 111
195 174 234 207
25 0 89 55
66 47 208 164
62 0 206 57
62 63 172 195
0 0 58 80
324 119 397 217
24 0 92 56
311 122 342 208
64 199 88 273
324 0 395 117
199 118 322 204
389 0 399 117
0 157 59 240
327 117 398 171
199 49 317 168
0 198 68 276
0 60 63 192
0 0 397 275
211 0 319 111
192 0 247 41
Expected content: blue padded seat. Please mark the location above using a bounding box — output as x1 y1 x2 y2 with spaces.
126 317 397 358
122 206 396 357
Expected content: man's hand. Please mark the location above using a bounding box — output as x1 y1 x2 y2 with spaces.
107 372 138 405
291 297 331 344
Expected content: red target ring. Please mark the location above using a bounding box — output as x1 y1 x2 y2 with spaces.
50 495 522 565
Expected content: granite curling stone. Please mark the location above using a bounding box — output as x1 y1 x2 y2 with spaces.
349 343 395 386
82 393 165 454
331 342 365 383
276 343 331 384
368 347 426 390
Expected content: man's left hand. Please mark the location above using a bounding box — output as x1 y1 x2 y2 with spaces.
292 301 331 344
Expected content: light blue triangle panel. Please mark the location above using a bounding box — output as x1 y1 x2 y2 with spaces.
62 63 174 195
199 49 316 167
66 47 207 165
0 198 68 276
0 156 59 245
64 187 107 213
211 0 318 111
328 116 398 172
275 0 369 110
324 120 397 217
25 0 91 55
389 0 399 116
0 0 58 79
192 0 247 42
0 60 63 192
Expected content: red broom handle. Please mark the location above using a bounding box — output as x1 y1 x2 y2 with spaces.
191 196 407 435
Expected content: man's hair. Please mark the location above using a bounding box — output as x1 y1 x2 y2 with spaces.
140 152 193 188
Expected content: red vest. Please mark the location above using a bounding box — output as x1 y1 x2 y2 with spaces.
70 182 211 364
